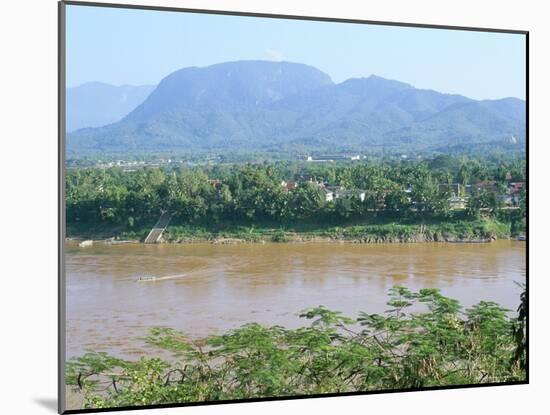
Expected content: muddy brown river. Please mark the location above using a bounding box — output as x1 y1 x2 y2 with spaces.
65 240 526 360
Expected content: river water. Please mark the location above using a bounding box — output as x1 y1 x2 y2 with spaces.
65 240 526 359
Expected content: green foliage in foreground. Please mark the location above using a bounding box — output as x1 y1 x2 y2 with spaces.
66 287 526 409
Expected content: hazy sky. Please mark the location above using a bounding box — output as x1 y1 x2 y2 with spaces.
66 4 526 100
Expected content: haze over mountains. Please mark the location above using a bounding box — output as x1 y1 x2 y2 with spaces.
67 61 525 155
66 82 155 132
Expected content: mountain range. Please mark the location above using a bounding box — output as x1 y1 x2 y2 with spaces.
66 82 155 132
67 61 526 155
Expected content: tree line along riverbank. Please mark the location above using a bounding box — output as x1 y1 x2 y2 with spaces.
65 155 525 244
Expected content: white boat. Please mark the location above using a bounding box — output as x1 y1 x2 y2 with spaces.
136 274 186 283
136 276 157 282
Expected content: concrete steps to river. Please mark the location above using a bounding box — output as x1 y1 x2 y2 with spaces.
144 212 173 244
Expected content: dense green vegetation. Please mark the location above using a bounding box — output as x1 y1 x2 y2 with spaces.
66 155 526 241
66 286 526 409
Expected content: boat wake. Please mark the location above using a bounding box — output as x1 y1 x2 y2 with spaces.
135 274 187 283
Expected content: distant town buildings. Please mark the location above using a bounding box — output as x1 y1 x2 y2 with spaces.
321 187 334 202
279 179 365 202
439 180 525 208
208 179 223 189
499 182 525 206
327 186 366 202
439 183 465 196
474 180 498 193
301 154 362 162
280 180 298 192
449 195 467 210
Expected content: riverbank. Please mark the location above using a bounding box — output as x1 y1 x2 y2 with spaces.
67 218 514 244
